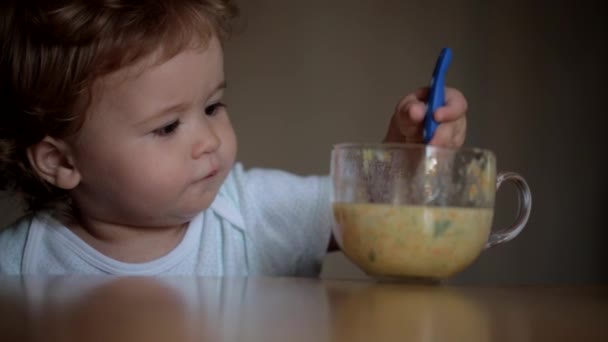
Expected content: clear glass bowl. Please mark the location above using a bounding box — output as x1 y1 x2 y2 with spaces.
330 143 531 281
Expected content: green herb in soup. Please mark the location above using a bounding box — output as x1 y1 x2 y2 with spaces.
333 203 493 278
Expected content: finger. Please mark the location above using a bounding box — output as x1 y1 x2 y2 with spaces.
395 87 429 112
455 117 467 146
428 120 465 148
428 124 455 147
391 87 434 143
394 100 422 132
408 86 429 103
392 101 426 143
434 87 468 122
444 118 466 147
403 102 426 123
402 122 424 143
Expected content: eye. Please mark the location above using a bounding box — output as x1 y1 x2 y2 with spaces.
153 120 181 137
204 102 226 116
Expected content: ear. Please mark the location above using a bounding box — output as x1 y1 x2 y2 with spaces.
26 137 81 190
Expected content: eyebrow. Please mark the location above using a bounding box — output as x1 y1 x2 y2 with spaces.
141 81 227 125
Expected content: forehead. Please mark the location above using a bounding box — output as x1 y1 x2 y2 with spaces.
101 36 223 91
85 37 224 123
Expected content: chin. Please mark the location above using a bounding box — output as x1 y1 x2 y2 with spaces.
180 194 218 219
172 170 227 221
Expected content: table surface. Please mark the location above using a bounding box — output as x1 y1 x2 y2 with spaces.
0 276 606 342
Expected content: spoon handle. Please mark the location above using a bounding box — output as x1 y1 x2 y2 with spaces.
423 47 452 144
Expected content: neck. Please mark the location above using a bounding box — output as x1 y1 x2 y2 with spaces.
65 215 189 263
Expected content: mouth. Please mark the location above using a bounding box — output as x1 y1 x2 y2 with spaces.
203 168 219 180
193 158 221 184
195 166 220 184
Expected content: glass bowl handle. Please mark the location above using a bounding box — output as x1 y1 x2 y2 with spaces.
485 172 532 248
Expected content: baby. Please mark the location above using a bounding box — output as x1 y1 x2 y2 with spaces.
0 0 467 276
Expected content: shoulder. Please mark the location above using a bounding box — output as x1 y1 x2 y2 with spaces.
0 215 34 274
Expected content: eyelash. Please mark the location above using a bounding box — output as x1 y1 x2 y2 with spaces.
152 102 226 137
205 102 226 116
153 120 181 137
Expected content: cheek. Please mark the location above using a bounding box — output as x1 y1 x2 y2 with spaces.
223 131 237 163
88 147 188 197
216 117 237 162
119 154 188 188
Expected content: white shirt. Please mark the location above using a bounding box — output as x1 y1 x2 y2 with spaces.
0 163 333 276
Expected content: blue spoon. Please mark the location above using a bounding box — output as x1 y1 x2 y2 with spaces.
423 47 452 144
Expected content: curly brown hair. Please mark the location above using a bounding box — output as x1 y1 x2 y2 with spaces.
0 0 238 216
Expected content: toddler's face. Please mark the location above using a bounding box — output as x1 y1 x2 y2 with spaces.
68 36 237 227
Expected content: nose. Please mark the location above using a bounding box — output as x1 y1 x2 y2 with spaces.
191 119 221 159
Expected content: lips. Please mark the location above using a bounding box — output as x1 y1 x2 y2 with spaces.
203 168 218 180
194 159 220 183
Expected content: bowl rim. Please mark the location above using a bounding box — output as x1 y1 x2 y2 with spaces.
332 142 496 158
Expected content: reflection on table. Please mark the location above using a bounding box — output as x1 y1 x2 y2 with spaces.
0 276 606 342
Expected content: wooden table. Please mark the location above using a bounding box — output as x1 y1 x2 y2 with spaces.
0 276 605 341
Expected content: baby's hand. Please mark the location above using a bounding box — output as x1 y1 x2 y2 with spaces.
383 87 467 148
